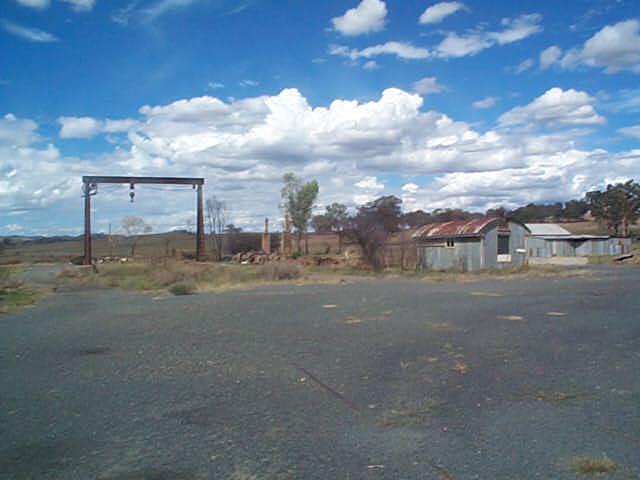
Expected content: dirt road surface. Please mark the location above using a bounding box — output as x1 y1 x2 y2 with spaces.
2 266 639 479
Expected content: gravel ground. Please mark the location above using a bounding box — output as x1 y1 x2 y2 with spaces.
1 266 639 479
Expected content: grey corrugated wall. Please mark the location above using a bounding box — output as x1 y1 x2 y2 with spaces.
416 221 529 271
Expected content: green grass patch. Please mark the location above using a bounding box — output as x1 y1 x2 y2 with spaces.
0 266 42 314
568 454 619 476
168 281 197 295
0 288 41 314
380 400 444 427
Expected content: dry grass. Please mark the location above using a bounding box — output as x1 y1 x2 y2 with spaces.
259 261 302 280
568 455 619 476
589 244 640 266
517 387 591 402
450 359 469 374
535 390 590 402
58 260 309 294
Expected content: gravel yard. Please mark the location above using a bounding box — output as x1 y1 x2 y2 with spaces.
1 266 639 479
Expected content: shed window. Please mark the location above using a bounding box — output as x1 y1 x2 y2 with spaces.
446 238 455 248
498 234 510 255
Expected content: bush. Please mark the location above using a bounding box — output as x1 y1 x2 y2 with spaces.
0 266 21 290
169 281 197 295
260 261 302 280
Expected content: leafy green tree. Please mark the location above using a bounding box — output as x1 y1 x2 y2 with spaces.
311 202 349 253
586 180 640 236
346 195 402 271
281 173 319 253
563 199 589 219
403 210 434 228
311 213 332 233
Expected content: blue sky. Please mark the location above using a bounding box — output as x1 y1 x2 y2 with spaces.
1 0 639 235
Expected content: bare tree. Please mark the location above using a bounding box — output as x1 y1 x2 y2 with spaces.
346 196 402 271
206 195 227 260
184 217 195 234
121 216 152 257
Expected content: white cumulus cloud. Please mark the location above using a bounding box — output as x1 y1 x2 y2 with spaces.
499 87 605 128
58 116 137 139
539 45 562 69
419 2 465 25
435 13 542 58
553 19 640 74
580 19 640 73
515 58 534 73
332 0 387 36
488 14 542 45
4 85 638 234
0 114 39 146
618 125 640 138
473 97 497 109
330 41 430 61
413 77 443 95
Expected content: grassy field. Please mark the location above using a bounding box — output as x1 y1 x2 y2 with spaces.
0 266 43 314
0 231 347 265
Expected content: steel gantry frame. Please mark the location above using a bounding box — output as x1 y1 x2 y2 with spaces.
82 176 205 265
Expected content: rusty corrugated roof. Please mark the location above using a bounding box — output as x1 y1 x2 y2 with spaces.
412 218 503 239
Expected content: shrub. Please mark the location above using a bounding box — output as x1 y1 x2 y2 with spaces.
0 266 21 290
569 455 618 475
169 281 197 295
260 261 302 280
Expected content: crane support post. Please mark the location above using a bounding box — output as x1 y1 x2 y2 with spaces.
81 176 205 265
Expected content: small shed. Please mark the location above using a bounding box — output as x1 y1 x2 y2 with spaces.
413 218 529 271
525 223 630 257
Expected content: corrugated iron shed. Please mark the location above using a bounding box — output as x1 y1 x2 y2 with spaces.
526 223 571 236
412 218 504 240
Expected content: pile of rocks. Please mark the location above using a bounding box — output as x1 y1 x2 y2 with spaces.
228 251 346 267
230 251 282 264
97 256 129 264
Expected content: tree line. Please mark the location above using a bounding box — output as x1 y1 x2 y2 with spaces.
115 177 638 268
312 180 640 237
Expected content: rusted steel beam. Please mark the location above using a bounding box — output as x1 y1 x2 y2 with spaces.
82 176 203 185
196 184 205 261
81 175 205 264
83 180 92 265
291 362 362 413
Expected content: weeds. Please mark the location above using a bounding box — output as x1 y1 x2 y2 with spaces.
380 400 443 427
168 282 197 295
0 266 41 314
0 266 21 290
260 261 302 280
58 260 308 294
535 390 591 402
568 454 619 476
517 388 591 402
450 359 469 374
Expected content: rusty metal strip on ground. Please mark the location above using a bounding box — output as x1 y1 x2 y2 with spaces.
291 361 362 413
429 461 456 480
